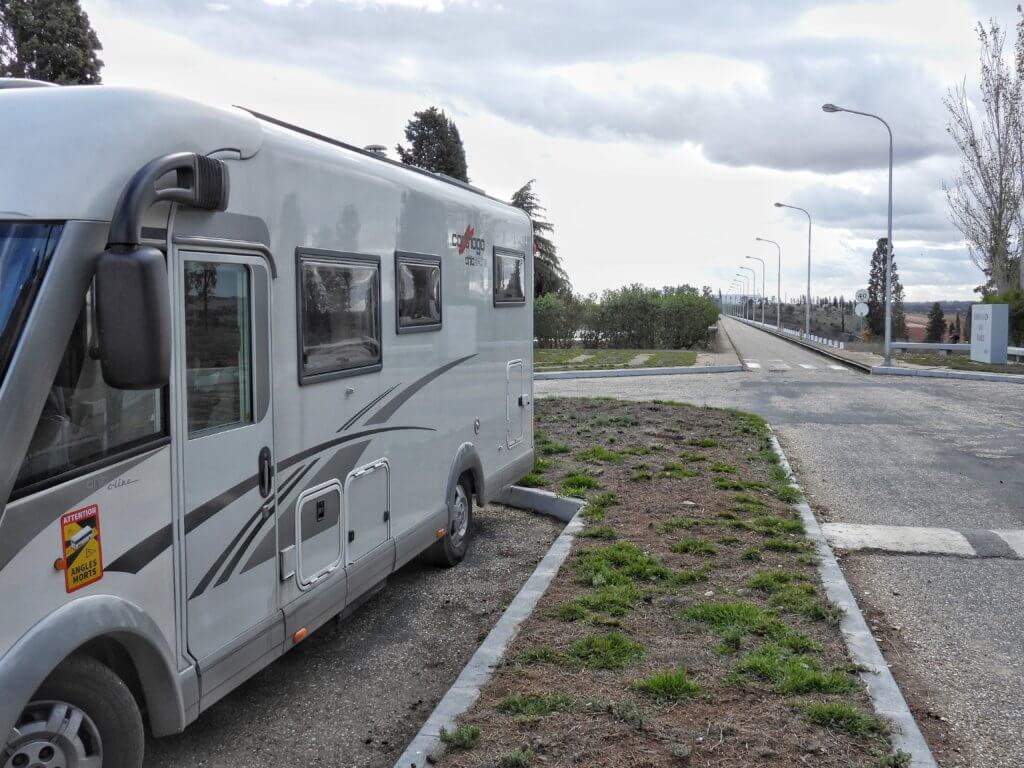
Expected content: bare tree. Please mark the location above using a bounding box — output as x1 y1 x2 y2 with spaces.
944 14 1024 293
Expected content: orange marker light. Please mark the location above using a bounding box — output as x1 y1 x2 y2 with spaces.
293 627 308 644
53 558 66 571
436 528 446 539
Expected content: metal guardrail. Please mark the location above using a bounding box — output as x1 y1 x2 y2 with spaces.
890 342 970 352
729 316 872 373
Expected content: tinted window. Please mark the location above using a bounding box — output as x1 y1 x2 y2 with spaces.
299 254 381 381
185 261 253 436
15 287 165 492
396 254 441 331
0 222 62 383
494 249 526 305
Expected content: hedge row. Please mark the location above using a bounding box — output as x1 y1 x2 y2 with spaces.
535 285 719 349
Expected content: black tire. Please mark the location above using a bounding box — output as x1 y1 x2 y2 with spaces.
6 654 145 768
425 475 474 567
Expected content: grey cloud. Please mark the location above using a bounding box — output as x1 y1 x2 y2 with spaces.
115 0 958 174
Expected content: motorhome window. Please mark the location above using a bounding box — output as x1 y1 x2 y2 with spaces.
0 222 62 385
13 287 166 494
185 261 254 437
396 253 441 332
493 248 526 305
298 253 381 382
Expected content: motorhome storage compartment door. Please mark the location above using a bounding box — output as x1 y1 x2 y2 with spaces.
506 359 525 447
345 459 390 564
295 480 343 587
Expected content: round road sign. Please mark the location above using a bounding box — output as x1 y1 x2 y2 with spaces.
854 301 869 318
855 288 869 303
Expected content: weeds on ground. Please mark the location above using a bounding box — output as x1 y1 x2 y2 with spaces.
686 437 718 448
740 546 763 561
608 700 645 729
633 668 701 701
678 451 707 463
516 474 547 488
752 515 805 535
672 564 713 584
660 462 700 479
622 444 655 456
497 693 574 717
876 752 912 768
557 583 642 619
734 643 855 694
709 462 738 474
536 432 570 455
575 542 670 586
439 724 481 750
581 492 618 522
795 701 889 738
576 445 624 463
578 525 617 540
561 471 600 497
570 631 644 669
629 466 653 482
534 456 556 473
499 749 533 768
764 537 809 553
671 537 718 556
515 646 569 665
657 516 700 533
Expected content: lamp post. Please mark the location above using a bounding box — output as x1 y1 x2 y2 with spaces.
735 274 750 318
774 203 812 338
745 256 766 325
823 102 894 366
755 237 782 331
740 266 757 322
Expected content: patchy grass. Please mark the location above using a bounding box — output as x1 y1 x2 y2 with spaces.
533 348 697 372
497 693 574 717
576 445 624 463
497 750 533 768
633 668 701 701
900 352 1024 375
516 473 547 488
570 631 644 669
561 471 600 497
796 701 890 738
535 432 570 455
671 536 718 556
440 724 481 750
444 398 888 768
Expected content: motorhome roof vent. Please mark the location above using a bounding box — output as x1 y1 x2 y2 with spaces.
364 144 387 156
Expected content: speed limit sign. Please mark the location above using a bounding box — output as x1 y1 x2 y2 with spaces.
855 288 869 303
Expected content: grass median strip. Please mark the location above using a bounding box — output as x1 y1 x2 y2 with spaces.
441 397 902 768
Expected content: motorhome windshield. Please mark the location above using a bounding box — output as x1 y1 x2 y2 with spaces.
0 222 62 383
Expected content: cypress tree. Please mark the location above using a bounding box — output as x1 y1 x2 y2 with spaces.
925 301 946 342
395 106 469 182
0 0 102 84
510 179 568 296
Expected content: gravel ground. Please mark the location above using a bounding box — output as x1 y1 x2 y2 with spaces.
144 504 563 768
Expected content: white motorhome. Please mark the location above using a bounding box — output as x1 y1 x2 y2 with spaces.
0 84 534 768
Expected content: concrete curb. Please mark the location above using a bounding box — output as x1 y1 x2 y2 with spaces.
871 365 1024 385
769 432 937 768
392 490 586 768
534 364 743 380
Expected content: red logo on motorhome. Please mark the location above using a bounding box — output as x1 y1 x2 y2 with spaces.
451 226 484 255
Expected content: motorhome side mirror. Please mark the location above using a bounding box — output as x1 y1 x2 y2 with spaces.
95 244 171 389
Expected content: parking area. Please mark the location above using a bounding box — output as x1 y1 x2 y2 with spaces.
144 504 563 768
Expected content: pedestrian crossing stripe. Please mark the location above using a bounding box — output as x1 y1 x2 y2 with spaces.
798 364 816 369
828 365 846 371
745 361 761 369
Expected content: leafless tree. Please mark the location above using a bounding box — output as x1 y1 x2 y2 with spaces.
944 13 1024 293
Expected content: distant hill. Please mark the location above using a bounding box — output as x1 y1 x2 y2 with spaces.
904 301 974 315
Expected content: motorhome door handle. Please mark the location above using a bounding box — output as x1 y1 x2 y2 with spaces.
258 446 273 498
519 394 532 407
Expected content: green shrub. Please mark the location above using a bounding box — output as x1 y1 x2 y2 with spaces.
439 724 481 750
633 668 701 701
795 701 889 737
499 749 534 768
576 445 624 463
570 631 644 669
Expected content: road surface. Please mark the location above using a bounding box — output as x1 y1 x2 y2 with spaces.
536 315 1024 768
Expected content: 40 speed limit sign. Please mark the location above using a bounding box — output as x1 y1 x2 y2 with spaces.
59 504 103 593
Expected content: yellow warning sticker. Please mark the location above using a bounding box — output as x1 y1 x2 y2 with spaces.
60 504 103 593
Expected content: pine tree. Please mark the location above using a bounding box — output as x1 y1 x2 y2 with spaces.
395 106 469 182
1 0 102 83
510 179 569 296
925 302 946 342
866 237 906 339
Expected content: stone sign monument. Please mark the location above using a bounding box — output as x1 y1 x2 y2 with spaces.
970 304 1008 364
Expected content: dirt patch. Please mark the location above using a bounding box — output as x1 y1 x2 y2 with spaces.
441 397 906 768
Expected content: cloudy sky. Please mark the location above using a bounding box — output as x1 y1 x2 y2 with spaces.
84 0 1016 301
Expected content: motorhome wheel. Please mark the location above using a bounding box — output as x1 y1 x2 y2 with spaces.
426 476 473 567
5 656 144 768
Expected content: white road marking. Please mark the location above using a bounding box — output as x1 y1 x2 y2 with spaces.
767 360 790 371
994 530 1024 558
745 361 761 369
821 523 976 556
798 364 816 370
828 365 847 371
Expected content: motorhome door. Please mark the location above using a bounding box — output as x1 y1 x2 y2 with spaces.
177 252 277 665
506 359 528 447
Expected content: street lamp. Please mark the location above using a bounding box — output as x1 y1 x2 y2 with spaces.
735 274 750 318
740 266 757 322
745 256 766 325
774 202 812 338
823 102 894 366
755 237 782 331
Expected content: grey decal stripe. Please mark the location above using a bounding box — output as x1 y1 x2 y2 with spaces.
279 425 434 471
0 452 156 573
213 509 272 589
106 523 172 574
363 354 475 425
189 505 266 599
277 460 318 502
338 384 400 433
184 473 260 534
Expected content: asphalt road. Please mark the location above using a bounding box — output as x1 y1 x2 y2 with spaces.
144 504 562 768
536 315 1024 768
